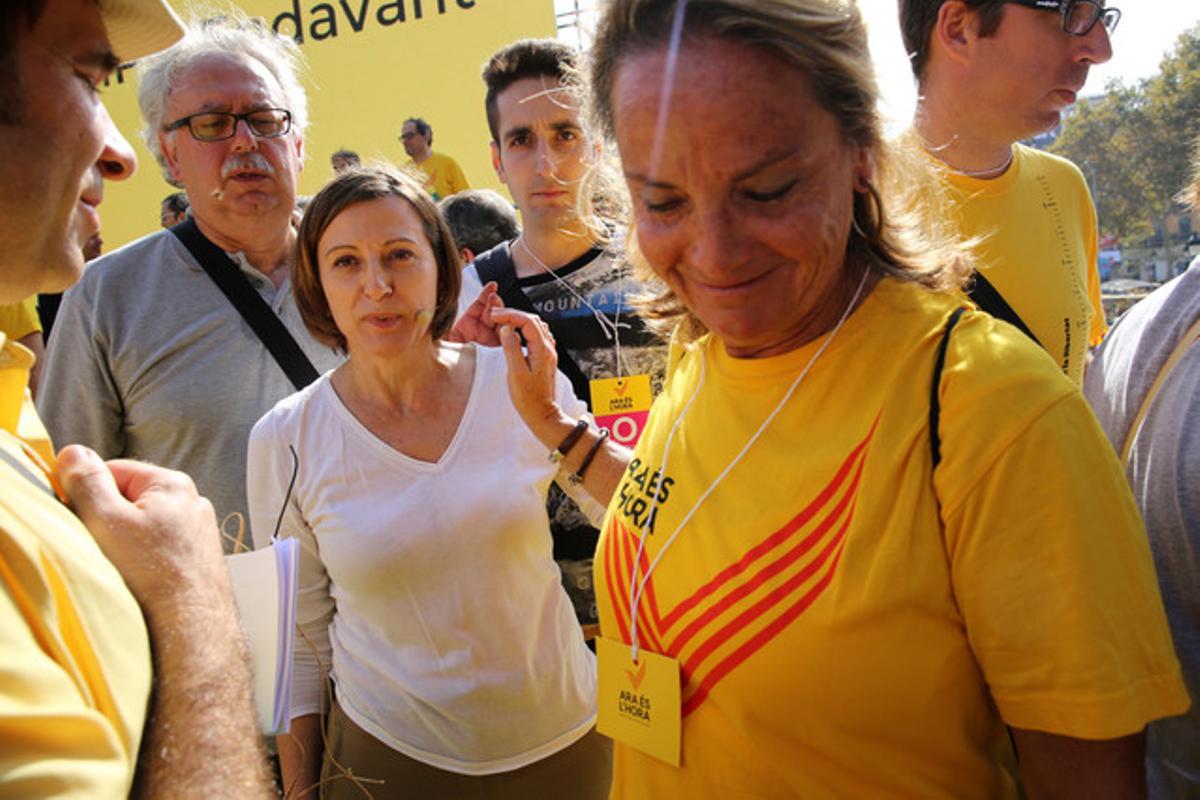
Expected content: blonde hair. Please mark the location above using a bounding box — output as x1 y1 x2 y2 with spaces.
583 0 971 343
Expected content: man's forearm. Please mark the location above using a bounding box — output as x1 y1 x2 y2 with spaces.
132 593 273 799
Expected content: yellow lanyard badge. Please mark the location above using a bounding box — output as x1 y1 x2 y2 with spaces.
596 636 681 766
590 374 653 448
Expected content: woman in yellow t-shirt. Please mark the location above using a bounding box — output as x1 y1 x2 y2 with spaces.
483 1 1190 797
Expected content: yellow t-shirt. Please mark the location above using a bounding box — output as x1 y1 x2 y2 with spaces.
0 335 152 796
596 278 1186 798
0 296 42 341
410 152 469 201
941 144 1106 385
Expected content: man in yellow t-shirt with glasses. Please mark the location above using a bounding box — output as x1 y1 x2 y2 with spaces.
899 0 1117 384
401 116 470 201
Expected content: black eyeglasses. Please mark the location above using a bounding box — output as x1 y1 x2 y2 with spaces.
1004 0 1120 37
164 108 292 142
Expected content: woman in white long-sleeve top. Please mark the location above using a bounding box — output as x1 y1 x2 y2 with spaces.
245 166 612 799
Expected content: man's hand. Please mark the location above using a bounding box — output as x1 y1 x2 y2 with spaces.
447 281 504 345
56 445 227 621
55 444 273 798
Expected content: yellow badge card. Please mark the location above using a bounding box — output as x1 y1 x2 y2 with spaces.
591 374 653 448
596 636 681 767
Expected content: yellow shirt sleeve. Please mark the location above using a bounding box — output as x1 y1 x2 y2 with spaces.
941 385 1187 738
0 297 42 341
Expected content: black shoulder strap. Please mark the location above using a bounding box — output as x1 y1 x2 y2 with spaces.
474 245 594 409
968 271 1041 347
927 303 1020 762
172 219 319 392
930 306 968 468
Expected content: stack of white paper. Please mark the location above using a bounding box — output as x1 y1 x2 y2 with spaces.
225 537 300 734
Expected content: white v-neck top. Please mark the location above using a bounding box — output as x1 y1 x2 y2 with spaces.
246 345 600 774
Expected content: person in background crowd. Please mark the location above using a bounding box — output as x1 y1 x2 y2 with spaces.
480 0 1190 795
160 189 189 227
897 0 1115 385
0 0 272 795
438 188 519 262
1085 135 1200 798
248 166 612 799
401 116 470 200
38 13 342 549
330 147 359 174
457 38 667 637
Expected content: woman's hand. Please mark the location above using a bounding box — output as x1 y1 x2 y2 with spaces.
447 282 504 346
495 307 563 432
495 308 630 507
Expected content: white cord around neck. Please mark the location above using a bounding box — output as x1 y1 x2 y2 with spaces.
516 235 630 378
626 267 871 661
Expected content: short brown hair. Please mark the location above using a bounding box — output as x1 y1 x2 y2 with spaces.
898 0 1006 80
294 165 462 350
482 39 578 143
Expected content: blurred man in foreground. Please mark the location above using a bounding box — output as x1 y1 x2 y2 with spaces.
0 0 272 795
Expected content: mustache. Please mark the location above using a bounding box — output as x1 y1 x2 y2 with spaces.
220 152 275 180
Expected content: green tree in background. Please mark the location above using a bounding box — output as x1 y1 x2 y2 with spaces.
1052 23 1200 242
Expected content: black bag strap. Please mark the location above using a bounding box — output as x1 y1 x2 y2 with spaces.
474 245 594 409
930 306 968 468
968 271 1041 347
927 303 1021 764
172 218 319 392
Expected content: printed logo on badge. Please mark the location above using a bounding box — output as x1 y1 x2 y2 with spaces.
596 636 681 766
591 374 653 447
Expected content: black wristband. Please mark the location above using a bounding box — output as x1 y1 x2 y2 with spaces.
549 418 589 464
570 428 610 485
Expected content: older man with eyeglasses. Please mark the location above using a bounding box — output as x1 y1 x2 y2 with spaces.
39 12 342 549
898 0 1118 387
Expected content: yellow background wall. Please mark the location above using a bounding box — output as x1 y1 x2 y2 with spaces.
98 0 554 251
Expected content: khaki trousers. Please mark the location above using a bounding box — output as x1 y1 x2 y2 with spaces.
320 701 613 800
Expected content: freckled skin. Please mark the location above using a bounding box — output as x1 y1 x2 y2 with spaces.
610 37 875 359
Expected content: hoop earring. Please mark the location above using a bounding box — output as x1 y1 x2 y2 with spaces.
850 210 868 240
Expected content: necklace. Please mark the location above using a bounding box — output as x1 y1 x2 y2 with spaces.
949 148 1015 179
919 131 1015 179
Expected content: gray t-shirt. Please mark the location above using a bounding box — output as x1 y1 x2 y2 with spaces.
38 228 343 551
1084 256 1200 797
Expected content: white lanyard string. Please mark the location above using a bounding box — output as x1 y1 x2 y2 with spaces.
626 268 870 662
517 236 630 379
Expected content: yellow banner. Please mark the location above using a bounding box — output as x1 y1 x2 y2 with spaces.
96 0 554 251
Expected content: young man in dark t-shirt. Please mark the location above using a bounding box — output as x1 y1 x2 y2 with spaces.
458 39 666 629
